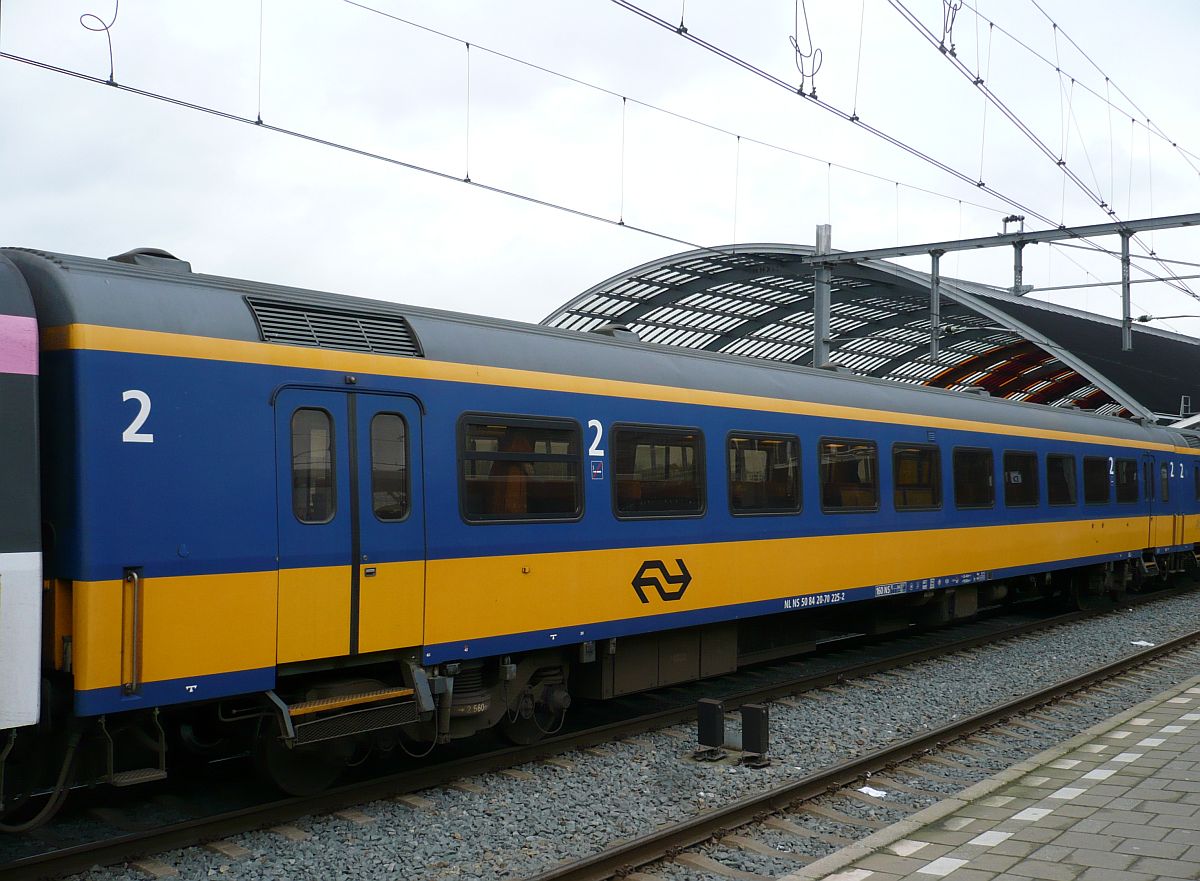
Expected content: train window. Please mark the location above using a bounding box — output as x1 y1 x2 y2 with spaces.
953 448 994 509
460 417 581 522
1114 458 1138 504
1161 463 1170 502
1083 457 1110 504
1003 451 1038 507
893 444 941 511
728 434 801 515
820 439 878 512
291 408 335 524
370 413 409 521
614 426 704 517
1046 454 1077 505
1195 464 1200 500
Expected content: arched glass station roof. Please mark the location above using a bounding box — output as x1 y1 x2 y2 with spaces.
543 244 1200 424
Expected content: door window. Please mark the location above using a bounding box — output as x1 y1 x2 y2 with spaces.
291 408 335 523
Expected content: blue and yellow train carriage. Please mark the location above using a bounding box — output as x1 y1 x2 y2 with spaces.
0 246 1197 799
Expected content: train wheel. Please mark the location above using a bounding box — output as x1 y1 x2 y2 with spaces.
254 735 348 797
499 684 570 745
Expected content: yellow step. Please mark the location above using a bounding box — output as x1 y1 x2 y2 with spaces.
288 686 414 717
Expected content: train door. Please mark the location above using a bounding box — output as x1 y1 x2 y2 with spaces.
1145 452 1181 551
275 389 425 663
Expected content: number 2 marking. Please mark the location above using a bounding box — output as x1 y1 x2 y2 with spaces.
121 390 154 443
587 419 605 457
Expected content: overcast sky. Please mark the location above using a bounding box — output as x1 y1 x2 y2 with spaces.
1 1 1198 335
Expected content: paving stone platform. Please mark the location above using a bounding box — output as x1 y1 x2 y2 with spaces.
784 674 1200 881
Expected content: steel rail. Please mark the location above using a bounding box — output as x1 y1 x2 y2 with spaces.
2 589 1191 880
522 628 1200 881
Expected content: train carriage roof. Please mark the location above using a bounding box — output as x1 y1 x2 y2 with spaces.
0 246 1184 448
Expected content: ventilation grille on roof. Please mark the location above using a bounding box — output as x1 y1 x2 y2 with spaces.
1182 433 1200 449
246 297 422 357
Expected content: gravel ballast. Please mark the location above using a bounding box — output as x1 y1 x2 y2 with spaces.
72 590 1200 881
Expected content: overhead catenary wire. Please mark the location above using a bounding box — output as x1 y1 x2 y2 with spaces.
341 0 1010 220
608 0 1200 302
1025 0 1200 177
961 0 1200 172
0 48 727 258
886 0 1196 299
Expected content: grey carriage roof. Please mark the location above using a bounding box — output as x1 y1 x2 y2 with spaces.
543 244 1200 425
0 246 1179 446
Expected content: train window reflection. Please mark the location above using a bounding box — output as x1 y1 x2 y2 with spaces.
370 413 409 521
1003 451 1038 508
1115 458 1138 504
728 434 801 514
1046 454 1077 506
460 417 581 522
953 448 994 509
291 408 335 524
614 426 704 517
1083 456 1110 504
893 444 940 511
820 439 878 512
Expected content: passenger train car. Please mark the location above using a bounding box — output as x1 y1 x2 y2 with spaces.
0 246 1197 807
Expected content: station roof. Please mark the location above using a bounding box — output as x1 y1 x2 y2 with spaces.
541 244 1200 424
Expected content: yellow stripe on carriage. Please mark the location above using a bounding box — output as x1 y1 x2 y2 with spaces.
423 515 1166 646
41 323 1195 454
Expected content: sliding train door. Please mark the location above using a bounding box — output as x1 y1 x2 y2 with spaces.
275 389 425 663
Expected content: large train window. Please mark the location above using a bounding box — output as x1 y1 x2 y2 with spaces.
820 439 878 512
613 426 704 517
893 444 940 511
1083 456 1110 504
459 416 581 522
1115 458 1138 504
1046 454 1077 505
1003 451 1038 507
291 408 335 524
370 413 409 521
953 448 994 509
727 434 801 515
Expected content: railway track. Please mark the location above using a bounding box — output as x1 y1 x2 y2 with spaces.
527 627 1200 881
1 588 1193 881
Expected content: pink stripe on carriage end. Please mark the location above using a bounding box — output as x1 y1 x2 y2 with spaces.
0 314 37 375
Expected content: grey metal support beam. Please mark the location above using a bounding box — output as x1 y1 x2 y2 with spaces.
1012 242 1026 296
813 224 832 368
798 212 1200 266
930 250 943 363
1121 232 1133 351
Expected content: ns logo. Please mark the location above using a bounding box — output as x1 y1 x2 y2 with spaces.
632 559 692 604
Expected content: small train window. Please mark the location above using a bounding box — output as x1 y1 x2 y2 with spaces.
820 438 878 512
1161 463 1170 502
1003 451 1038 508
728 434 801 515
460 417 581 522
893 444 941 511
953 448 994 509
1195 464 1199 501
291 408 335 524
613 426 704 517
1083 457 1110 504
370 413 409 521
1114 458 1138 504
1046 454 1077 506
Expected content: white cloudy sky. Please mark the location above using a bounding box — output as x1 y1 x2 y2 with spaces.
1 0 1198 334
